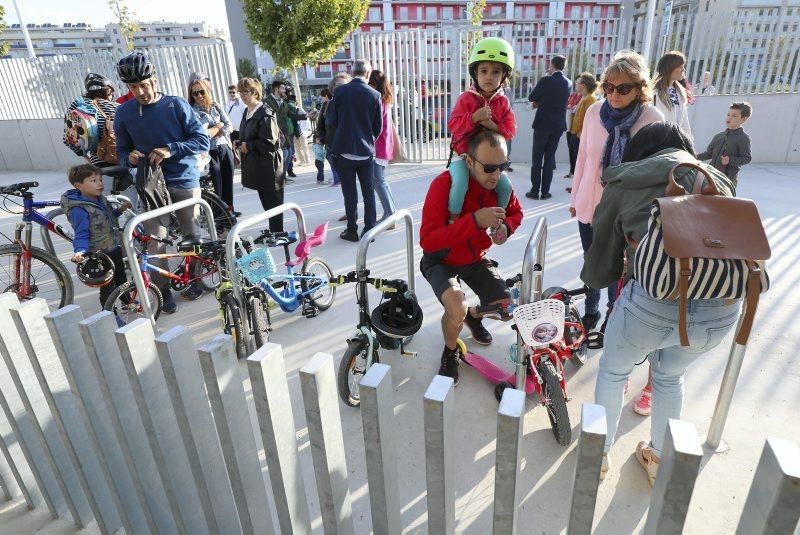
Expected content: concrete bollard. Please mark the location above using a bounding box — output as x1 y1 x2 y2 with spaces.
198 334 276 535
360 363 402 535
299 353 355 535
155 326 242 533
493 387 526 535
567 404 607 535
116 319 209 534
423 375 455 535
0 403 30 505
46 305 149 533
736 437 800 534
644 419 703 535
0 294 82 525
80 311 178 534
247 343 311 534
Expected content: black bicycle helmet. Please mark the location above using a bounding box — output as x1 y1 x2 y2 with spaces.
370 282 423 338
117 51 155 83
84 72 114 93
76 252 115 288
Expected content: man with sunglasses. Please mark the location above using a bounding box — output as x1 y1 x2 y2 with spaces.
420 130 524 385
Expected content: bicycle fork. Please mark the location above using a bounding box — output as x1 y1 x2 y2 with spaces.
12 222 34 298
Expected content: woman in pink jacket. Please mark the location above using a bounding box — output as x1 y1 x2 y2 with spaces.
569 51 663 326
368 70 397 223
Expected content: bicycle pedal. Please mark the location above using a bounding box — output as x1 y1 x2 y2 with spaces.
302 305 319 318
400 340 417 358
586 332 604 349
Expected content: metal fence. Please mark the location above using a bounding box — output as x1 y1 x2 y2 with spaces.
353 8 800 162
0 42 238 121
0 293 799 533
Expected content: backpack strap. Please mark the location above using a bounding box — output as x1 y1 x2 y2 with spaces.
677 257 691 346
735 260 762 345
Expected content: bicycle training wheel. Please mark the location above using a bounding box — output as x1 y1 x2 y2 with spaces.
538 360 571 445
104 280 163 324
301 257 335 310
0 244 73 310
337 338 373 407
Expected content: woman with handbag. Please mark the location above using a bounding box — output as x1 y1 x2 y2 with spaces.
583 122 739 485
368 69 398 224
236 78 285 231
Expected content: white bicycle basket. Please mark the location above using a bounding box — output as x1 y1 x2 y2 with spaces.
513 299 566 349
235 248 277 284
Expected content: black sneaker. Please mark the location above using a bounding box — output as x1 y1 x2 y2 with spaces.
525 190 540 200
287 170 297 178
339 230 359 242
540 192 552 200
582 311 602 331
464 310 492 345
438 345 460 386
181 282 203 301
162 290 178 314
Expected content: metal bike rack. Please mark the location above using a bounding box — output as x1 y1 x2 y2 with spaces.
515 217 548 391
224 202 307 328
356 209 416 312
41 195 135 257
123 197 217 327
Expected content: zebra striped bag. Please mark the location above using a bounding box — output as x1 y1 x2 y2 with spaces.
633 162 771 346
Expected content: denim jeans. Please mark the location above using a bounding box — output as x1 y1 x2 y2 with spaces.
372 162 396 219
594 279 741 456
578 221 618 314
327 154 340 184
332 155 376 234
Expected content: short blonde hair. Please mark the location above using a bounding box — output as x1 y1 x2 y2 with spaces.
602 50 653 104
237 77 262 101
188 78 215 108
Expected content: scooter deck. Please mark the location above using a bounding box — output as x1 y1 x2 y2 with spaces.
463 352 537 395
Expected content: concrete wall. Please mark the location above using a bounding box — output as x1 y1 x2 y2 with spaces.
0 93 798 171
509 93 800 166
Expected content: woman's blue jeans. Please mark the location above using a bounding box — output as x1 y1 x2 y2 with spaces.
579 221 618 314
327 154 340 184
372 161 396 219
594 279 740 456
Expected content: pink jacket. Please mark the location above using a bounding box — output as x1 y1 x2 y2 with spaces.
570 102 664 224
374 102 395 161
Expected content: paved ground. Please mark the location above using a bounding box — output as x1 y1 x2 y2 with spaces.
0 160 798 534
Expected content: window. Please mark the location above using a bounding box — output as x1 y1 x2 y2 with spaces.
426 6 437 19
443 7 454 20
593 6 602 18
193 27 200 32
399 7 409 20
571 6 580 18
116 38 120 43
369 7 380 21
113 28 118 34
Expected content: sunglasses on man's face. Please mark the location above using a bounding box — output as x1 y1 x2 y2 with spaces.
470 155 512 174
192 89 206 97
601 82 637 96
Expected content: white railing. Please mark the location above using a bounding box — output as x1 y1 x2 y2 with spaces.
0 42 237 121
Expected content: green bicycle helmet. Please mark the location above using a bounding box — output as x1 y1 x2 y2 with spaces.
468 37 515 74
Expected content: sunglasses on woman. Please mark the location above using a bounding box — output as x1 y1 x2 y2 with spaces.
469 155 512 174
601 82 637 95
192 89 206 97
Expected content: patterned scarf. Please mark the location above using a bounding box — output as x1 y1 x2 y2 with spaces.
599 100 644 169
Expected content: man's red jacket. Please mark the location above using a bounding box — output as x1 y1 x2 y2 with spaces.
420 170 523 266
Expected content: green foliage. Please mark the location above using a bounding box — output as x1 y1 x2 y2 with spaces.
566 48 597 80
0 6 9 56
107 0 139 51
240 0 370 69
468 0 488 26
237 58 258 79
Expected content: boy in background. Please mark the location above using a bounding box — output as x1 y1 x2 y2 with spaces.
697 101 752 189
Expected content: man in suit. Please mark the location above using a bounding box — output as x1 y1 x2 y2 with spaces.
526 55 571 200
326 59 383 241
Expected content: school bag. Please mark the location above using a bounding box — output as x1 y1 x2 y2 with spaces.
63 98 99 156
135 161 172 212
634 162 770 346
92 100 119 165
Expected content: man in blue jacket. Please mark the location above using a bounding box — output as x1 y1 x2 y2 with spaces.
526 55 571 200
114 51 210 311
326 59 382 242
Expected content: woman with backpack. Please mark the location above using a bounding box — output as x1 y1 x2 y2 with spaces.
582 122 738 486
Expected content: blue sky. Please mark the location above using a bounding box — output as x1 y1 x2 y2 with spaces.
1 0 230 32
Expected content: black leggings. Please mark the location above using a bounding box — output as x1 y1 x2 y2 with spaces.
209 145 235 208
256 188 285 232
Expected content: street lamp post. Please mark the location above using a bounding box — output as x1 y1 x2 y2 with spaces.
11 0 36 59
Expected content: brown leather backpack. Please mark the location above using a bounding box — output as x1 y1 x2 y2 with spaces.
93 100 119 165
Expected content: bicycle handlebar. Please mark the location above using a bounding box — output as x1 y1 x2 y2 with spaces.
253 229 296 246
0 181 39 195
328 271 404 293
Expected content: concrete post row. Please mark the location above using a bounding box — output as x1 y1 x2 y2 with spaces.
567 404 608 535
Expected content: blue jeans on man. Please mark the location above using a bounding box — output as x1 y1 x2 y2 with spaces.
529 128 564 197
333 155 376 235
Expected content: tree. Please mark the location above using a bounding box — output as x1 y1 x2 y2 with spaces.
237 58 258 79
0 6 9 56
107 0 139 51
240 0 369 96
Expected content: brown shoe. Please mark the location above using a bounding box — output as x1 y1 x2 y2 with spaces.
635 441 660 487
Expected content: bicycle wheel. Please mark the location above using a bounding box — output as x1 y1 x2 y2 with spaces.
200 191 236 238
0 244 73 310
193 256 222 292
104 280 163 324
248 289 270 348
337 337 373 407
220 292 247 359
538 360 571 445
301 257 335 310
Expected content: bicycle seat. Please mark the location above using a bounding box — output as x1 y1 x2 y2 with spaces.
177 236 213 251
286 222 328 267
